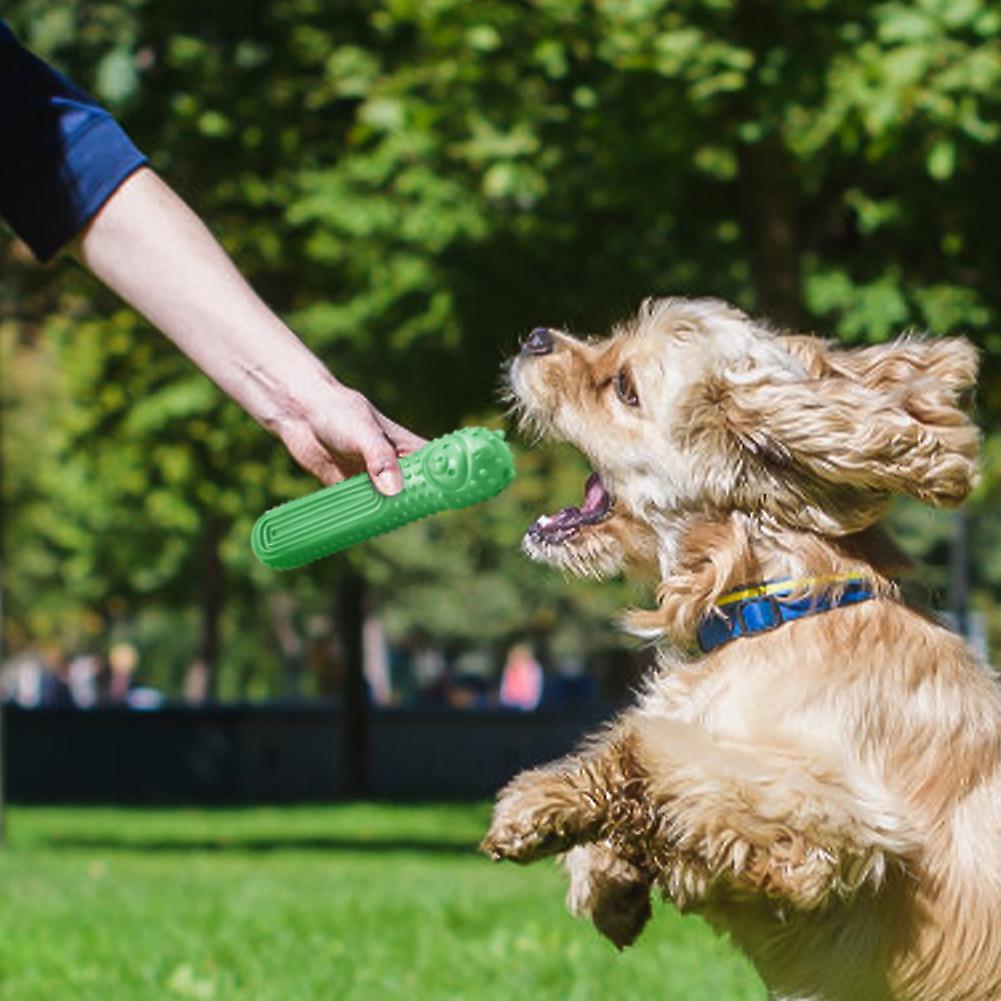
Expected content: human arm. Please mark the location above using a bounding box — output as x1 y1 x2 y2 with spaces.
0 20 423 491
74 167 424 492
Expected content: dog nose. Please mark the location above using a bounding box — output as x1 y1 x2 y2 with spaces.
522 327 555 356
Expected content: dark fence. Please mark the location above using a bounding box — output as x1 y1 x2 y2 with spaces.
2 703 617 803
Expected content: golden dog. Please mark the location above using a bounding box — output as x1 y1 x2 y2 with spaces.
482 297 999 1001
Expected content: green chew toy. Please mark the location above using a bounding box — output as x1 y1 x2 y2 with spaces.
251 427 516 570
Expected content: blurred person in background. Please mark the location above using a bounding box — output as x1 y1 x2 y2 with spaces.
67 654 99 708
38 646 73 707
499 643 543 711
107 641 138 704
182 658 210 706
549 653 595 705
1 652 44 706
0 20 424 493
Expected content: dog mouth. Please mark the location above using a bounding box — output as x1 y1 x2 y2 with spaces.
527 471 614 545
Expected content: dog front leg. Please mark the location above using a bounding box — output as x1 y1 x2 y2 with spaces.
481 729 642 863
629 717 918 912
563 843 654 949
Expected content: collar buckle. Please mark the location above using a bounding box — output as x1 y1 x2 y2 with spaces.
735 594 783 636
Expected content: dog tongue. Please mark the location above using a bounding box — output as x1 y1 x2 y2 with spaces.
580 472 608 517
530 472 611 539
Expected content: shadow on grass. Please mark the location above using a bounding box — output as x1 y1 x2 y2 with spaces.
36 835 480 855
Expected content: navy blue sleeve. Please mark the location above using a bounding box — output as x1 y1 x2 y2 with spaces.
0 20 148 261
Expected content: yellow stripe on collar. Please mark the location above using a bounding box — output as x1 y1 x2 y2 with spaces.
716 573 865 608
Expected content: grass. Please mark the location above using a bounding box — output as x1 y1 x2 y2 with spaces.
0 803 765 1001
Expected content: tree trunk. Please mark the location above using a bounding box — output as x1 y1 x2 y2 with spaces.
951 510 970 639
733 0 805 329
199 517 226 699
737 135 805 328
268 591 306 698
337 569 368 798
0 389 6 845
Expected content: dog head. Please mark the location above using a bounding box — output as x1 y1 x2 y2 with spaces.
508 297 979 578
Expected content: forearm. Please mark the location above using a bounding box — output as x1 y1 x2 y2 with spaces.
74 167 335 436
6 26 419 489
73 166 422 490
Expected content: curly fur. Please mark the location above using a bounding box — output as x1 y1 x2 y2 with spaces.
483 297 999 1001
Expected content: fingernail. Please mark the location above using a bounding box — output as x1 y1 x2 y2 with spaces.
375 468 403 496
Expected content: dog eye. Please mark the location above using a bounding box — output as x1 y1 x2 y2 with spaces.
613 369 640 407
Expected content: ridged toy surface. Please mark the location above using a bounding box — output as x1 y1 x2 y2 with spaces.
251 427 516 569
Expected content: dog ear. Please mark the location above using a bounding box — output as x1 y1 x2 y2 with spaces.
720 337 980 511
781 335 978 412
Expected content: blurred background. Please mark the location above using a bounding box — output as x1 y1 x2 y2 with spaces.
3 2 1001 998
4 0 1001 796
6 0 1001 700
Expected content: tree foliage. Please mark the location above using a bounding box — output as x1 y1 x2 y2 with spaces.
4 0 1001 695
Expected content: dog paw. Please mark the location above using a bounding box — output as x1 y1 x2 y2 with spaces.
480 818 574 863
564 844 652 949
590 878 652 949
482 763 604 863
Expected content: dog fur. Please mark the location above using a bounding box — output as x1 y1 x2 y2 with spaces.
481 297 998 1001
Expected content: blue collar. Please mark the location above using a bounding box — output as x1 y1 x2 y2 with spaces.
696 576 875 654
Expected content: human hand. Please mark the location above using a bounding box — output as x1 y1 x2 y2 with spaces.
274 380 426 494
74 170 427 495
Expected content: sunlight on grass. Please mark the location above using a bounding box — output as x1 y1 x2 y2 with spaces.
0 805 764 1001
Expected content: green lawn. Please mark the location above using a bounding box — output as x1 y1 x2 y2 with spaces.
0 804 764 1001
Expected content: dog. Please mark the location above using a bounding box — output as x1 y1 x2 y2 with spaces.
481 297 1001 1001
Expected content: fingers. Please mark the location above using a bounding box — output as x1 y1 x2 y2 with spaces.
377 414 428 457
332 393 406 495
280 424 351 486
279 382 426 495
329 392 426 495
359 428 404 496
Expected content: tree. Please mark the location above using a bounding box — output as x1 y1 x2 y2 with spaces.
4 0 1001 696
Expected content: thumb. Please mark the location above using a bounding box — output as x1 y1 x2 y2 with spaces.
362 433 404 496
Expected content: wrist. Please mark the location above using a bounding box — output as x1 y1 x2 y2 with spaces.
243 352 348 440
